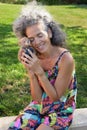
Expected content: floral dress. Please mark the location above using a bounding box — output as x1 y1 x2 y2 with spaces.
8 51 77 130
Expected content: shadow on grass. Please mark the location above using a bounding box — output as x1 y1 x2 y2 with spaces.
0 23 19 65
66 4 87 9
0 46 19 65
0 23 13 40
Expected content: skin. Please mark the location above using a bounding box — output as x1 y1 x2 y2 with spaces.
18 22 74 130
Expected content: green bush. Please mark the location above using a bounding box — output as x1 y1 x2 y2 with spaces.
0 0 32 4
0 0 87 4
37 0 59 5
38 0 87 5
63 0 87 4
76 0 87 4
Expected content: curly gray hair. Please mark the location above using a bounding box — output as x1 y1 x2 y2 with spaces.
13 2 66 47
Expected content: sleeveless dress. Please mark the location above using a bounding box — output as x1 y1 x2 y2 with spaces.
8 51 77 130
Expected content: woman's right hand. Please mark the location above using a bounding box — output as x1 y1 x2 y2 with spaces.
18 48 34 76
18 48 35 79
18 48 24 63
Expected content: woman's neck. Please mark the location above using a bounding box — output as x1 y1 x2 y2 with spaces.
39 47 67 70
38 46 62 59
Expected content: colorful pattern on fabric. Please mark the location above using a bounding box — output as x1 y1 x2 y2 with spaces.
8 51 77 130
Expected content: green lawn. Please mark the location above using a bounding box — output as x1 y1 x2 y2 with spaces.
0 3 87 116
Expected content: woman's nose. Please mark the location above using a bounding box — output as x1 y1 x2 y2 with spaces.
34 37 40 45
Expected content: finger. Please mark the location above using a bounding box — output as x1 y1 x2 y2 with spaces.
21 59 30 68
27 49 36 58
21 54 34 67
22 52 33 61
21 55 30 64
18 48 24 61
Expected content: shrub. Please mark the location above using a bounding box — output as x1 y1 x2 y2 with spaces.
0 0 32 4
0 0 87 4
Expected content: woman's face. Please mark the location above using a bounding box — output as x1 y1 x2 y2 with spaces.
25 22 52 54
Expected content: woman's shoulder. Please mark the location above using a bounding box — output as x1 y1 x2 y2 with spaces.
58 49 75 70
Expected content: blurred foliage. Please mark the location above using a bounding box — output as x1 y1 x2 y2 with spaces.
37 0 87 5
0 0 87 4
0 0 31 4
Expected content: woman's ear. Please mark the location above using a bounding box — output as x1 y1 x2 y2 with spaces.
47 28 52 38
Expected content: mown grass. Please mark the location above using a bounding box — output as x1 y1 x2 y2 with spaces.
0 3 87 116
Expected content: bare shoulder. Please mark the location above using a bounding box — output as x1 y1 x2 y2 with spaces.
59 51 75 70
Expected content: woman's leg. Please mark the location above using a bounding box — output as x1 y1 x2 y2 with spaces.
22 127 30 130
36 124 54 130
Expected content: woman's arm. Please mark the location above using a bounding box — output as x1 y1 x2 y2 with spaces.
54 53 74 99
18 48 43 103
27 71 43 103
35 52 74 102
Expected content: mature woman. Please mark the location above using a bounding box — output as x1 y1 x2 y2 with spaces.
8 3 77 130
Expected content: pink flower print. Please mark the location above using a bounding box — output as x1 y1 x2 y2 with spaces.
48 70 53 75
50 79 55 85
53 104 60 110
41 105 50 114
44 117 50 125
14 118 21 128
28 119 37 127
57 116 71 127
57 117 66 127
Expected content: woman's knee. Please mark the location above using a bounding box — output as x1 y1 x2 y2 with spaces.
36 124 54 130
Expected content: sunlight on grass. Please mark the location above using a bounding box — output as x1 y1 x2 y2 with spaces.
46 5 87 28
0 3 87 116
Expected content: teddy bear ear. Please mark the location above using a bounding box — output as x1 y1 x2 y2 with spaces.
18 37 31 48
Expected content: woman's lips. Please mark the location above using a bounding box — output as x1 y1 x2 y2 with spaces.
36 43 45 51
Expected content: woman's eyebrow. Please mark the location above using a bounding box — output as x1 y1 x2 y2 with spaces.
37 32 43 36
28 32 43 39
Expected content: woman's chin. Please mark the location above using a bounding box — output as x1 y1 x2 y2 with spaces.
36 47 47 54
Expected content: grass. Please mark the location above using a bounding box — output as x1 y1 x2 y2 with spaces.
0 3 87 116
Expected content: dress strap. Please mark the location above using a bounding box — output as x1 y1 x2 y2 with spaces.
56 50 69 65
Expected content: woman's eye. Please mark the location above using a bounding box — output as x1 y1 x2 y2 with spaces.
30 38 34 43
38 33 43 37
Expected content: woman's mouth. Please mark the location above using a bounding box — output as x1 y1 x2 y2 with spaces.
36 43 45 51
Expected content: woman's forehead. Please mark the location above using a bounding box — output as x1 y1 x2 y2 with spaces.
26 22 47 36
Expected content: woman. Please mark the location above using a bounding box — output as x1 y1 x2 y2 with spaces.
8 3 77 130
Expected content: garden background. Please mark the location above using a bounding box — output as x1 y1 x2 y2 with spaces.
0 0 87 116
